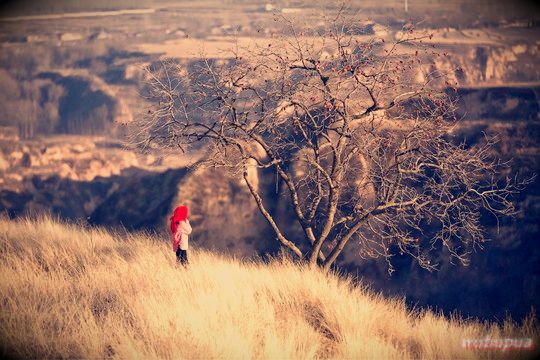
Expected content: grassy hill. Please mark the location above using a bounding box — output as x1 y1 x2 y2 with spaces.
0 217 538 359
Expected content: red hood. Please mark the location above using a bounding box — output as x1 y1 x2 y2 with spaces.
170 205 189 234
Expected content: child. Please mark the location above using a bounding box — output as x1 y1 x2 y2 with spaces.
169 205 192 265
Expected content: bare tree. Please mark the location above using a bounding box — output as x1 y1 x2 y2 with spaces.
133 11 526 273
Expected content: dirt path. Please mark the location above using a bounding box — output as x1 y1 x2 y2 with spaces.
0 8 155 22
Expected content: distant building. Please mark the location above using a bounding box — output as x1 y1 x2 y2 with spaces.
26 34 49 43
59 32 83 42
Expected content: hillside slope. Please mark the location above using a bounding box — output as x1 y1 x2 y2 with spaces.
0 217 537 359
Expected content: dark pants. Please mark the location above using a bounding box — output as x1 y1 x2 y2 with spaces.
176 248 188 265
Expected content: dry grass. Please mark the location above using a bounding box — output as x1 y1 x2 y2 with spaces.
0 217 537 359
